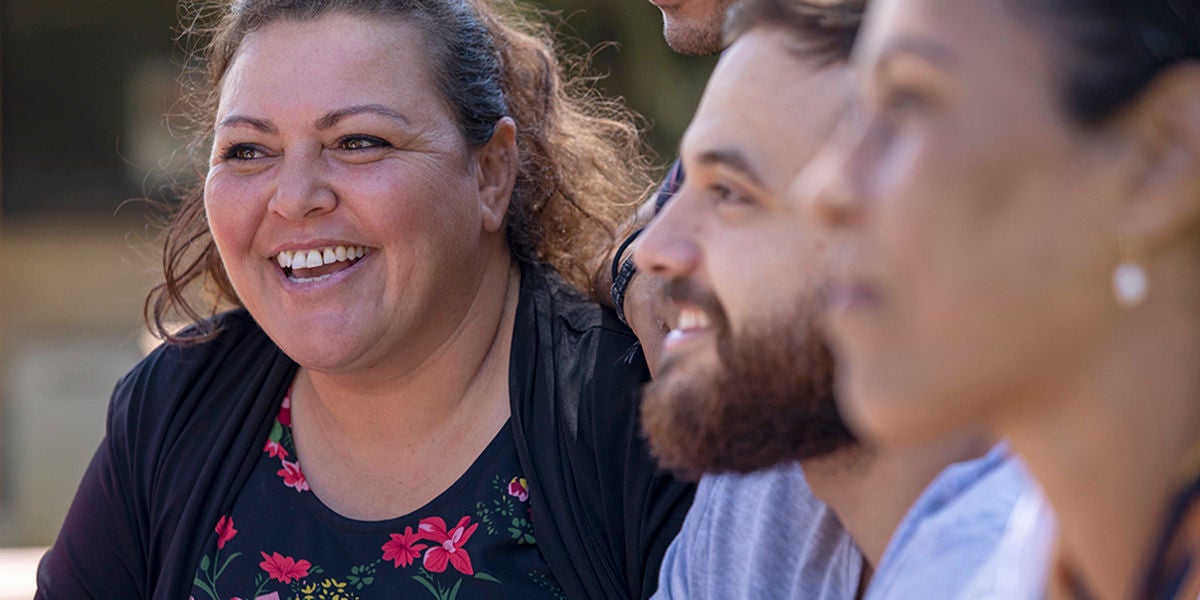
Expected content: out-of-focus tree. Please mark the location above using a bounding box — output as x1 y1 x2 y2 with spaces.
531 0 717 165
0 0 712 218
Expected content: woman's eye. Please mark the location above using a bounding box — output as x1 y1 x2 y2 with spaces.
338 135 390 151
881 88 930 122
222 144 264 161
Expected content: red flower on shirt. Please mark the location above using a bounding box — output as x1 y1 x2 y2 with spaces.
277 393 293 427
215 515 237 549
381 526 428 568
507 477 529 502
418 516 478 575
258 551 311 583
263 438 288 459
276 459 309 492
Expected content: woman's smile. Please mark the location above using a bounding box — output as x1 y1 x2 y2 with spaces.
273 244 371 283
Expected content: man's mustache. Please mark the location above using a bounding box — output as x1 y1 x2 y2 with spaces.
664 278 728 329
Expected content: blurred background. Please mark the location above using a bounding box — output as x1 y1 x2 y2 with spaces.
0 0 716 594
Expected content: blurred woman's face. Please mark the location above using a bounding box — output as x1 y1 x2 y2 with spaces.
807 0 1142 441
204 13 499 375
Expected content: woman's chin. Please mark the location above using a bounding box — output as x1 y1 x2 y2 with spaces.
838 368 942 446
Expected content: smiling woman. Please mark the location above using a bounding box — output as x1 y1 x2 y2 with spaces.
35 1 693 599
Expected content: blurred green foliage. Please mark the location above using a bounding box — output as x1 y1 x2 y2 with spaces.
528 0 718 164
0 0 714 217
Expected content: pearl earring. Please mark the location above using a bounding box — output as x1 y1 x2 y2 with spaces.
1112 234 1148 308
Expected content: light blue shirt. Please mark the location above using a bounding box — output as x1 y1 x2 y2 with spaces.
866 444 1030 600
959 482 1056 599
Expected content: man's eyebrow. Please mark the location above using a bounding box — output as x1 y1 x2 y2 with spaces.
694 148 764 187
315 104 411 130
216 115 279 134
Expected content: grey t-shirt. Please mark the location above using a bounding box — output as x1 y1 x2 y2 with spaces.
652 463 863 599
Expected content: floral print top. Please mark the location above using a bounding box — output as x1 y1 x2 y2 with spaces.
189 390 565 600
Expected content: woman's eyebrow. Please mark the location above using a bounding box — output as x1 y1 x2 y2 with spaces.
217 115 278 134
315 104 411 130
873 36 957 76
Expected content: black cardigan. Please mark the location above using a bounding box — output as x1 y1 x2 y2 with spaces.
36 263 694 600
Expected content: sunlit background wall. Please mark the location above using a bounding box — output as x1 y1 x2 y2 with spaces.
0 0 716 558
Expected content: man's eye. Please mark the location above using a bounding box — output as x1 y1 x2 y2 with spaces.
712 183 748 205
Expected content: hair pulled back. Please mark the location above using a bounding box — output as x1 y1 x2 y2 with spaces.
1009 0 1200 124
147 0 653 342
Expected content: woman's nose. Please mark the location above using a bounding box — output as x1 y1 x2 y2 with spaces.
269 151 336 221
795 116 868 232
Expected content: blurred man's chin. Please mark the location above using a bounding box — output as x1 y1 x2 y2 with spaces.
662 18 724 55
641 317 857 480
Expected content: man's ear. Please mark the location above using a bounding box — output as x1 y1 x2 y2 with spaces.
474 117 518 234
1116 63 1200 251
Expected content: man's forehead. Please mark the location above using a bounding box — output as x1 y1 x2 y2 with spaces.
680 30 849 189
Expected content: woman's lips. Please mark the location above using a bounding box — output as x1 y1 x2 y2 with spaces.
272 244 371 284
823 279 880 313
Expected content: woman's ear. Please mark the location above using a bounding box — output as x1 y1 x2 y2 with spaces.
474 117 518 234
1117 63 1200 251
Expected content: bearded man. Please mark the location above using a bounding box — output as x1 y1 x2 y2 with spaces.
633 1 1030 598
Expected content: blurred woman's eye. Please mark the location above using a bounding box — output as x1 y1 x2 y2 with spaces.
881 87 930 123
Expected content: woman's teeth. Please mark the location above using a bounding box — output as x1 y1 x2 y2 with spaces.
276 245 367 270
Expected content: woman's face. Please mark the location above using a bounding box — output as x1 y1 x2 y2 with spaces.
205 13 500 375
806 0 1142 441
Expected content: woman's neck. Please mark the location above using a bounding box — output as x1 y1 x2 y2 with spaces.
805 429 994 571
1003 296 1200 600
284 258 522 519
299 256 520 439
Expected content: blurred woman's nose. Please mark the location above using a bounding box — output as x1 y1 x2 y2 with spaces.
269 150 337 221
796 115 868 232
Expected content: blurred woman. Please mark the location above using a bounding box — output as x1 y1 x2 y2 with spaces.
36 1 692 598
807 0 1200 598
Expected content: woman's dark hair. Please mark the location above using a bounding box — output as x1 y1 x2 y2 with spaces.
147 0 653 343
1007 0 1200 124
724 0 865 66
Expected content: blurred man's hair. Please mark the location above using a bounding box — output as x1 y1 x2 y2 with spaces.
725 0 865 64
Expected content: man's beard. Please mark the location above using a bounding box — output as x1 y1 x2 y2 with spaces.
641 280 857 481
663 17 725 55
660 0 735 55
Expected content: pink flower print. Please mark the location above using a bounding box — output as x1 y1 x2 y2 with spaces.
263 438 288 459
215 515 238 549
381 526 428 568
508 476 529 502
259 551 311 583
277 393 293 427
255 593 280 600
277 459 309 492
419 516 479 575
